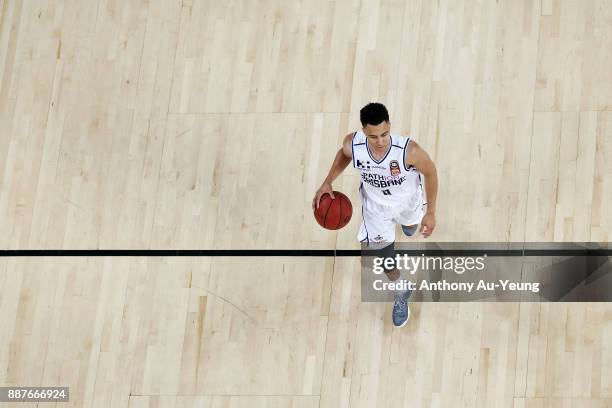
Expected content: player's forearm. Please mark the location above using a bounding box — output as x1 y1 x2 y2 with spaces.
323 149 352 184
423 167 438 214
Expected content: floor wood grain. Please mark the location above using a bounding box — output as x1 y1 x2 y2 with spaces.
1 0 612 407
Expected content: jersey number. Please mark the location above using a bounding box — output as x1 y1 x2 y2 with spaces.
382 189 392 196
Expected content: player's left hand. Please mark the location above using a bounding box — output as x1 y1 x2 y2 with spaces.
420 212 436 238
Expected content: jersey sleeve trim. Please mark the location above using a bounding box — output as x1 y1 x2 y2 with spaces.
359 183 369 245
403 137 411 171
351 132 357 168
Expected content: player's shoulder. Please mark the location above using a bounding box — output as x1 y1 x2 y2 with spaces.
391 133 411 149
404 137 432 167
347 129 366 144
397 134 419 163
341 131 356 157
404 137 422 154
395 133 424 150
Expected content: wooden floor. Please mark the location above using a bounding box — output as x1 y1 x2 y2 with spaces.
1 0 612 406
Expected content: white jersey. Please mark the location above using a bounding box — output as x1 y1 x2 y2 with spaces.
351 130 423 207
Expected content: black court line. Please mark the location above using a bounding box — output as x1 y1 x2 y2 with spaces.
0 249 611 257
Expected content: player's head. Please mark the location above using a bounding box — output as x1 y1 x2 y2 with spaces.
360 102 390 149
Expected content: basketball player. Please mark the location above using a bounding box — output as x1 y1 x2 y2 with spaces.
312 102 438 327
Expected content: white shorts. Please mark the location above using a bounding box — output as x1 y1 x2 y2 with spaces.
357 184 425 244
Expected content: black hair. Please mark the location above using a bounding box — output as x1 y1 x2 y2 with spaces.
360 102 389 127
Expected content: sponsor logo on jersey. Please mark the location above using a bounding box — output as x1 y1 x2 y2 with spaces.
356 159 387 172
356 159 371 170
389 160 401 176
373 234 384 242
361 172 407 188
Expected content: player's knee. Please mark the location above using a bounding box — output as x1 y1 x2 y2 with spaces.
402 224 418 237
384 268 400 281
372 241 396 273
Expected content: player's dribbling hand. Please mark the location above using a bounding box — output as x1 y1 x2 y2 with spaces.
420 212 436 238
312 182 335 210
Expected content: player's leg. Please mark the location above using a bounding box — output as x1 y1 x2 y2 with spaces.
357 197 411 327
366 240 412 328
357 187 396 245
387 199 426 325
401 224 419 236
396 193 426 237
382 247 412 328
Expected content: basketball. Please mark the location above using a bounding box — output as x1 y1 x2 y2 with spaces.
314 191 353 230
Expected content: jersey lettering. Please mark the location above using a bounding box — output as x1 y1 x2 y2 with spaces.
352 131 422 206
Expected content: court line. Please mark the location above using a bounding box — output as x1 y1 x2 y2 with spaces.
0 249 610 257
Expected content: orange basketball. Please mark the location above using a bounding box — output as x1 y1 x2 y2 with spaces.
314 191 353 230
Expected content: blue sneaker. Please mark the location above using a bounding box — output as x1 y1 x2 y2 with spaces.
402 224 418 236
392 290 411 327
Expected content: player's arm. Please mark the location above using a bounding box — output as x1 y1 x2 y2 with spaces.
405 140 438 237
312 133 354 209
